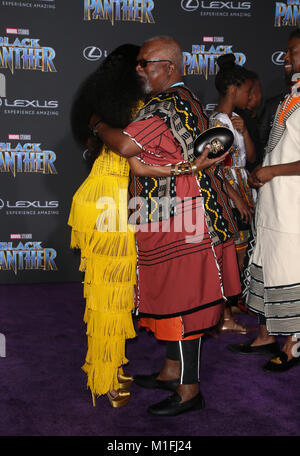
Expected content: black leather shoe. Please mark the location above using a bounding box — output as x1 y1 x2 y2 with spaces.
263 351 300 373
134 372 179 392
227 339 280 356
147 392 205 416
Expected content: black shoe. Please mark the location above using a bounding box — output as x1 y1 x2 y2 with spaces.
227 339 280 356
263 351 300 373
147 392 205 417
134 372 179 392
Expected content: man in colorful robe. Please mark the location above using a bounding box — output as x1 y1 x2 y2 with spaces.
91 36 241 415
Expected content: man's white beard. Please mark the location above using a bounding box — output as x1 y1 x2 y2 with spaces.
143 78 152 95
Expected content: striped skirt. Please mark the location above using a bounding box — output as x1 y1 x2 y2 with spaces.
247 226 300 336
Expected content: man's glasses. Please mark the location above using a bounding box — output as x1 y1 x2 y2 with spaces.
136 59 172 68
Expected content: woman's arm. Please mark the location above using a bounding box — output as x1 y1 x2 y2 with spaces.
90 114 230 175
128 147 230 177
89 115 141 158
128 157 173 177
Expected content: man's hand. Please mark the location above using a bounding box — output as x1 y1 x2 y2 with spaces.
194 144 229 171
230 115 245 134
248 165 264 187
248 165 276 187
254 166 276 184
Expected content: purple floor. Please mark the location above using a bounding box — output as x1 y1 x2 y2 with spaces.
0 282 299 437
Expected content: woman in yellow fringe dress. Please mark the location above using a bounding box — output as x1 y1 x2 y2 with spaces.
68 44 144 408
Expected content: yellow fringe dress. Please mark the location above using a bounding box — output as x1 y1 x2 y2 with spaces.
68 146 136 397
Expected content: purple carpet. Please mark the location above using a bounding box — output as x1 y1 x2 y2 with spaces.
0 282 299 437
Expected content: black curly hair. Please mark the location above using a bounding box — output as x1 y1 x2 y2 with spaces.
289 27 300 40
70 43 143 165
215 53 252 97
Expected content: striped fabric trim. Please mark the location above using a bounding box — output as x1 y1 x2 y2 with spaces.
179 341 184 384
264 284 300 326
265 301 300 318
138 231 211 254
138 298 222 320
197 338 202 382
247 263 264 312
247 264 300 334
247 296 265 315
249 263 263 281
132 117 170 148
241 221 256 301
267 317 300 336
250 279 264 297
138 240 213 266
265 283 300 303
265 94 300 156
247 263 265 314
183 325 217 338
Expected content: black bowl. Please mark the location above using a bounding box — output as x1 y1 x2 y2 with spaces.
194 126 234 159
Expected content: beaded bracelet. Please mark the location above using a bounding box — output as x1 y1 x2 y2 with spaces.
170 164 180 176
171 162 194 176
179 163 192 174
190 162 198 175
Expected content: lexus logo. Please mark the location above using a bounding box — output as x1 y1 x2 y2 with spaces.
272 51 285 66
0 200 59 209
181 1 251 10
0 99 58 108
83 46 105 61
181 0 199 11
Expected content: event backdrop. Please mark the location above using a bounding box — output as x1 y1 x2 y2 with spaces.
0 0 298 284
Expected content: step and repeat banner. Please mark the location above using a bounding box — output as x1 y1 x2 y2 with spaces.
0 0 298 284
